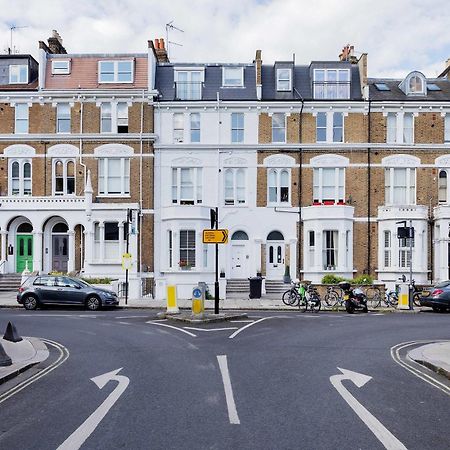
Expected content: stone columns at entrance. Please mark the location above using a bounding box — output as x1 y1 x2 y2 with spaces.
83 223 94 267
67 229 75 273
32 231 43 273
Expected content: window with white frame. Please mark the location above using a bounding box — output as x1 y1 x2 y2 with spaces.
385 167 416 205
117 103 128 133
98 158 130 195
313 69 350 99
439 170 447 203
94 222 125 261
313 167 345 203
101 103 112 133
403 113 414 143
323 230 338 270
272 113 286 142
172 167 202 205
53 159 75 195
168 230 173 268
175 71 202 100
268 168 290 204
57 104 71 133
384 230 391 268
276 68 291 91
386 113 414 144
386 113 397 143
231 113 244 143
173 113 184 143
9 65 28 84
98 60 133 83
15 104 28 134
10 160 32 196
399 235 414 268
445 115 450 143
52 60 70 75
224 168 246 205
223 67 244 87
308 230 315 266
346 230 351 267
190 113 200 143
408 75 425 94
316 112 344 143
179 230 196 268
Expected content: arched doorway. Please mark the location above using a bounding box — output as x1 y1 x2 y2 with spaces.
230 230 249 278
266 231 285 279
16 222 33 273
52 222 69 272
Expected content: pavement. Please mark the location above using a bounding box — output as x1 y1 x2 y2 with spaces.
408 341 450 380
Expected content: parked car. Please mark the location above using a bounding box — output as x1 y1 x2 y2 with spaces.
17 275 119 311
420 281 450 312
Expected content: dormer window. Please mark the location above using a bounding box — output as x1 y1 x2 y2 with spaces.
313 68 350 99
52 60 70 75
98 60 133 83
276 68 291 91
399 71 426 96
223 67 244 87
9 65 28 84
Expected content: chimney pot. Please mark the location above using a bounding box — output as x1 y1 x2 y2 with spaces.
160 38 165 49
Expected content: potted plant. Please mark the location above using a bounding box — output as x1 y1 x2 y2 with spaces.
179 260 191 270
256 268 262 277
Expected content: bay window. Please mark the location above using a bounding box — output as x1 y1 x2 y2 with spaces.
384 231 392 268
179 230 196 268
323 230 338 270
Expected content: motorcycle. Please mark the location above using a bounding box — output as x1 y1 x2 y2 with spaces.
338 282 368 314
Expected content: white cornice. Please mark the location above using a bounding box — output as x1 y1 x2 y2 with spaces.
0 133 157 142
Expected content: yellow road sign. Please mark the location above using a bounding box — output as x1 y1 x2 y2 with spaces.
203 229 228 244
122 253 132 270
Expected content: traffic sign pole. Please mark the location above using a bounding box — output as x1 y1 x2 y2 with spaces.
215 206 219 314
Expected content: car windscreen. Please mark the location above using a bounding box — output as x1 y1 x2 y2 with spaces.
434 281 450 288
75 279 91 287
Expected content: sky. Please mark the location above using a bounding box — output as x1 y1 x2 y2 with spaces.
1 0 449 78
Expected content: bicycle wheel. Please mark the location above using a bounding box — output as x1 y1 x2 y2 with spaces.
388 292 398 306
323 291 338 307
298 296 307 312
371 292 382 309
282 289 298 306
310 296 321 313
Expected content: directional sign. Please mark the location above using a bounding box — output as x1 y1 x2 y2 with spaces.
330 367 407 450
203 229 228 244
58 368 130 450
122 253 132 270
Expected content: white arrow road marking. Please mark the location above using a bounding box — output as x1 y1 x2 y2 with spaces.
57 368 129 450
183 327 238 332
330 367 407 450
146 321 197 337
217 355 240 425
228 316 278 339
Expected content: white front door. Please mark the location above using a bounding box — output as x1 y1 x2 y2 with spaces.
266 241 285 279
231 244 248 278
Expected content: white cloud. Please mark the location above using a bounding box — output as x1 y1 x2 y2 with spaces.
0 0 449 77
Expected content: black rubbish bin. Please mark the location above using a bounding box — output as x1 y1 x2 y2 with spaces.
249 276 263 299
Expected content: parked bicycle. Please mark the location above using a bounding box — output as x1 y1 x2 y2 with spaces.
323 285 344 309
282 281 321 312
370 287 399 308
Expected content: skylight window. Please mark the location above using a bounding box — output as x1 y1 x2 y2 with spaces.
374 83 390 91
427 83 441 91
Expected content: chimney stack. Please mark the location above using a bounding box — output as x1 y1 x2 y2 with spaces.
438 58 450 79
151 38 169 63
339 44 358 64
46 30 67 54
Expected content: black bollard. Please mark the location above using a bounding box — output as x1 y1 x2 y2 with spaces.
3 322 23 343
0 341 12 366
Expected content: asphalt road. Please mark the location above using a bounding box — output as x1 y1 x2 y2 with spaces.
0 308 449 450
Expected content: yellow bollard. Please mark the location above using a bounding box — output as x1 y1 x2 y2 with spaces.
166 285 179 314
192 286 204 316
397 282 410 310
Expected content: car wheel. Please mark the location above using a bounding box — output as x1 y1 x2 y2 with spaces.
86 296 101 311
23 295 38 311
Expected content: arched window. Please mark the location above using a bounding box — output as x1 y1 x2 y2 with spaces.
439 170 447 203
9 160 32 196
280 170 289 202
267 169 290 204
267 231 284 241
268 169 277 203
11 161 20 195
231 231 249 240
17 223 33 233
53 159 76 195
409 75 423 93
52 223 68 233
224 168 246 205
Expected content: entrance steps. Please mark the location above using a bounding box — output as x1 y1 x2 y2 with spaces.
226 278 290 297
0 274 22 292
226 279 249 294
265 280 290 295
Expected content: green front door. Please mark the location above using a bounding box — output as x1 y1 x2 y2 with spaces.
16 234 33 273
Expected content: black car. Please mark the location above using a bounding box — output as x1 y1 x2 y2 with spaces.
420 281 450 312
17 275 119 311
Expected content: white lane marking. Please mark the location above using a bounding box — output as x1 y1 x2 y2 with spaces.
330 367 407 450
217 355 240 425
152 319 168 322
118 321 131 325
79 330 97 336
20 314 75 317
391 340 450 396
146 321 197 337
228 316 281 339
78 315 97 318
115 315 144 319
57 368 129 450
230 320 254 323
0 338 69 405
183 327 238 332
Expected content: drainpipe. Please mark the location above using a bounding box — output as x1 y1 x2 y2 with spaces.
139 90 144 278
78 96 87 195
429 198 434 282
44 141 47 196
367 99 372 275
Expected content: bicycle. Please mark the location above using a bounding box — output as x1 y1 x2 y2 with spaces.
323 285 344 309
371 287 398 308
282 281 321 312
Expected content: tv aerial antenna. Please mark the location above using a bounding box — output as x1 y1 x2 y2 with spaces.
165 21 184 58
9 24 28 54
